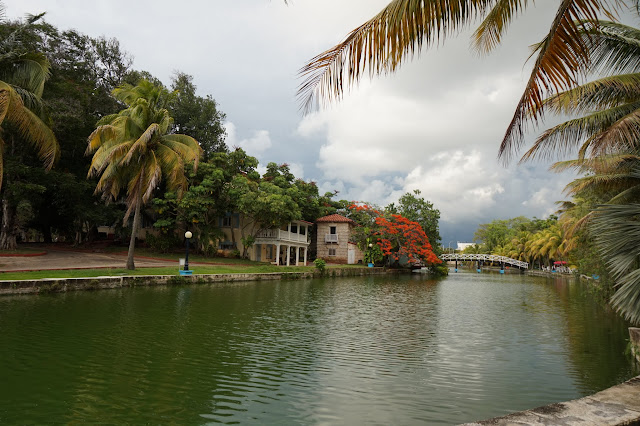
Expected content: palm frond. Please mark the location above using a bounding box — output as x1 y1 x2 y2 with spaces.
592 203 640 324
472 0 529 53
521 100 640 161
0 83 58 171
297 0 495 114
589 107 640 155
542 73 640 115
582 20 640 75
122 123 159 165
499 0 623 161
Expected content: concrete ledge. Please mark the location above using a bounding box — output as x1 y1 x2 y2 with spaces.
464 375 640 425
0 267 401 296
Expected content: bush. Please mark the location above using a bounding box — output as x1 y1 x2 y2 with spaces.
314 258 326 274
146 232 182 253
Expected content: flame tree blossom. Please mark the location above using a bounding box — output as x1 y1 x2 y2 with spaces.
348 203 441 266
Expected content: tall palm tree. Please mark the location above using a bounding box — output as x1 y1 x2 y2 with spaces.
87 80 202 269
511 230 533 264
0 7 59 250
297 0 627 161
529 20 640 322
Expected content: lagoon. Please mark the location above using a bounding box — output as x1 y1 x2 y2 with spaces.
0 272 636 424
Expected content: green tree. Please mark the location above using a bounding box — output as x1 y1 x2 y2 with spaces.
33 25 131 243
170 72 227 160
153 148 260 254
87 80 202 269
0 8 59 249
228 174 301 258
388 189 441 255
297 0 627 161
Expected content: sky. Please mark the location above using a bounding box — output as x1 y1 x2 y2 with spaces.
7 0 584 245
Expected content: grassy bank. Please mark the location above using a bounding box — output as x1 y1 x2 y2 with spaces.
0 265 313 281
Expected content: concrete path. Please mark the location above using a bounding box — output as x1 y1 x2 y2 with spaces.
464 375 640 425
0 248 178 272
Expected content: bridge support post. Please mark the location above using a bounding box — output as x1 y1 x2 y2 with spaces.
477 260 481 273
455 259 458 272
500 262 505 274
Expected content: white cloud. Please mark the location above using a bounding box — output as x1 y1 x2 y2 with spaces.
224 122 272 157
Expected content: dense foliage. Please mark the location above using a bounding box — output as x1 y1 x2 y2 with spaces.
347 202 442 269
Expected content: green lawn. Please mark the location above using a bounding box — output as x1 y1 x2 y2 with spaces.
0 244 369 281
0 264 317 281
0 248 47 255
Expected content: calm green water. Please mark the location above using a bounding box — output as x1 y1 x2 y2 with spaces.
0 272 637 424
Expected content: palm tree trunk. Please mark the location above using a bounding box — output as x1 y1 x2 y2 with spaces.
0 195 17 250
126 199 142 270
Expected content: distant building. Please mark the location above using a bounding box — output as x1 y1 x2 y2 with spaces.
315 214 364 264
456 242 475 251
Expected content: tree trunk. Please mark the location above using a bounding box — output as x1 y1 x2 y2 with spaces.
0 195 17 250
126 200 142 270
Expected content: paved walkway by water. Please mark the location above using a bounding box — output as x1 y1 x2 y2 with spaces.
468 376 640 425
0 248 180 272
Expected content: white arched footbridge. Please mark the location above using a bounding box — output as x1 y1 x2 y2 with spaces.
441 253 528 270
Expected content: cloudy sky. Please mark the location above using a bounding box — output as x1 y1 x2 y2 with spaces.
7 0 583 244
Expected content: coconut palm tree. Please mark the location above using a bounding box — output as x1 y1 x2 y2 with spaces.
297 0 628 161
0 7 59 249
510 230 533 264
592 203 640 324
87 80 203 269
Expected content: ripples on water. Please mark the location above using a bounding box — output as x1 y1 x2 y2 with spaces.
0 272 636 424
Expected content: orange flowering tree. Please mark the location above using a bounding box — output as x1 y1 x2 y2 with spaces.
348 203 441 266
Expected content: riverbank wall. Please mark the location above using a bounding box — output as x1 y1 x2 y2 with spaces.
0 267 402 296
526 269 574 278
465 375 640 425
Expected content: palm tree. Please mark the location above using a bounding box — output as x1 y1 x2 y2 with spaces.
0 7 59 250
297 0 628 161
87 80 202 269
510 230 533 264
523 20 640 321
592 203 640 324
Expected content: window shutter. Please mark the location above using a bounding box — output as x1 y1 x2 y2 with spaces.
233 213 240 228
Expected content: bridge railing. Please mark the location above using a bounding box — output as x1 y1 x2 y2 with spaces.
440 253 528 269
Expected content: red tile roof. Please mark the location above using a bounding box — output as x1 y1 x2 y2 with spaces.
316 214 355 224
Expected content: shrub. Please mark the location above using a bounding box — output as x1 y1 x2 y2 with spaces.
314 258 326 274
146 232 182 253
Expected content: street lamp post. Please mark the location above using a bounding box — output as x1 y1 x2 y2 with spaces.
184 231 192 271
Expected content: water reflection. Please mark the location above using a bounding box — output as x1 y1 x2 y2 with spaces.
0 273 636 424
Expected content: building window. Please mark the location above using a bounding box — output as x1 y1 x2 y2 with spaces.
222 216 232 227
290 224 298 234
219 241 237 250
299 226 306 236
328 248 336 256
330 226 337 234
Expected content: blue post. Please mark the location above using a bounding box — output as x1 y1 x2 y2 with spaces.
455 259 458 273
185 237 190 272
500 262 505 274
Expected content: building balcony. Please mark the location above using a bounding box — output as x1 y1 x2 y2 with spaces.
325 234 338 243
255 229 309 245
